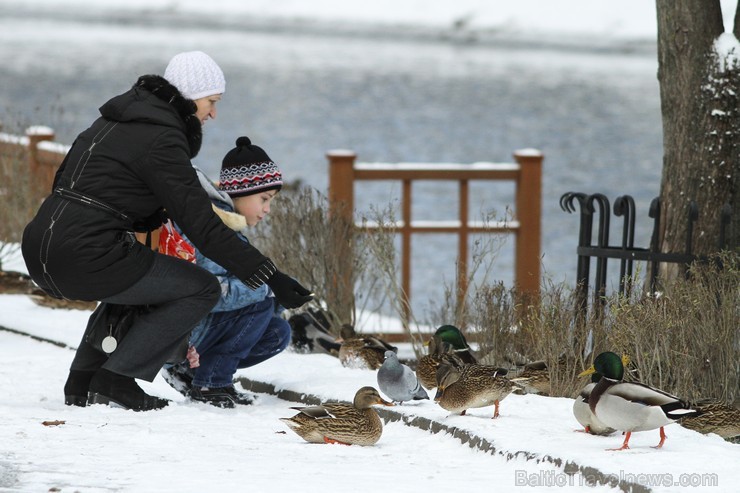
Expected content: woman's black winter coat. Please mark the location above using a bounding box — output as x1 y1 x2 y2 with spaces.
22 75 268 301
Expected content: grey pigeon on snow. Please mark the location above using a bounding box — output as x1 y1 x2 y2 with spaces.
377 350 429 403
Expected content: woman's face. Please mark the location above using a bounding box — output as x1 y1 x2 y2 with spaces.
233 190 278 227
194 94 222 124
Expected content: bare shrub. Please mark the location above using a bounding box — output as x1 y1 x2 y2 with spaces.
251 185 396 335
603 253 739 404
355 204 419 335
418 210 513 356
427 251 738 403
0 133 36 270
467 281 518 364
517 281 599 398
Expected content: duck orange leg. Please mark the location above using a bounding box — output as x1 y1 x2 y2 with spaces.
607 431 631 451
492 400 500 419
323 437 352 446
652 427 667 449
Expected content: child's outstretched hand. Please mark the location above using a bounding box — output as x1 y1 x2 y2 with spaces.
267 271 314 309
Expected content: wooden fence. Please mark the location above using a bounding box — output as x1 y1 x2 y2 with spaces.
0 126 67 201
327 149 543 326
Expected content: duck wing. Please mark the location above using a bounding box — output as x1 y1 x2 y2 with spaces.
363 336 398 353
291 404 340 420
606 382 697 419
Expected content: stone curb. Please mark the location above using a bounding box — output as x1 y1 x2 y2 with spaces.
237 376 651 493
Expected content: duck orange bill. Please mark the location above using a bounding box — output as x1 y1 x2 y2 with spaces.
377 397 395 406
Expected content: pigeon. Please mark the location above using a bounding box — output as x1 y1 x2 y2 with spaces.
377 350 429 403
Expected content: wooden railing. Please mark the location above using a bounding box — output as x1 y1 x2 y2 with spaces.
327 149 543 325
0 126 67 201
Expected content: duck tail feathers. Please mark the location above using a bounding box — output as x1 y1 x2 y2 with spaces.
661 400 701 420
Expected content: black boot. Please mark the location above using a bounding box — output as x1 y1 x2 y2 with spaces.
190 387 236 408
88 369 169 411
64 370 96 407
160 364 193 397
224 385 256 406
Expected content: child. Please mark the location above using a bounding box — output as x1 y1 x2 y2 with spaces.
162 136 300 408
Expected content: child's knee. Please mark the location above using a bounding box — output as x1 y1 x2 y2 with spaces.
274 318 292 351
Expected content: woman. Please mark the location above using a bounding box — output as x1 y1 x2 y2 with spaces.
21 51 312 411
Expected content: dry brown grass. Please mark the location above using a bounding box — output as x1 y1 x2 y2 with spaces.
445 253 738 403
602 253 739 404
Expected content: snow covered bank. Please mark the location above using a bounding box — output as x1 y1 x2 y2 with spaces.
1 293 738 493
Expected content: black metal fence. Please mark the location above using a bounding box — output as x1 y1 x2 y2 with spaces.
559 192 733 317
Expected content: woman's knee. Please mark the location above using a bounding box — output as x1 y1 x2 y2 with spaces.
205 274 221 300
180 265 220 315
200 274 221 310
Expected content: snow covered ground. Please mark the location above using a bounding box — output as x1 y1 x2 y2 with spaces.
1 293 738 493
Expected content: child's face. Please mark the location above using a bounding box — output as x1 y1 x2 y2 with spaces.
233 190 278 227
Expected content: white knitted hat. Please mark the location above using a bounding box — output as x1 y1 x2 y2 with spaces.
164 51 225 100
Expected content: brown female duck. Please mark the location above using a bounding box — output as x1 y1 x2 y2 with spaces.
280 387 393 445
416 338 466 390
434 362 516 418
337 324 397 370
678 399 740 442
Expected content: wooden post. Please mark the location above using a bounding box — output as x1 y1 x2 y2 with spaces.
401 179 412 327
26 126 55 198
514 149 543 306
327 150 356 219
457 179 469 306
327 150 357 325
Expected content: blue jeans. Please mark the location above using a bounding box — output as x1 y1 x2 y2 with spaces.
190 297 291 388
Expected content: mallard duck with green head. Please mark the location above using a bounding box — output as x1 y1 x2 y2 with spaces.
573 354 630 436
280 386 394 446
434 362 515 418
337 324 397 370
434 324 478 365
580 351 700 450
416 336 466 390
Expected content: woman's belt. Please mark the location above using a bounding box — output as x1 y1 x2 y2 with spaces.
54 187 131 223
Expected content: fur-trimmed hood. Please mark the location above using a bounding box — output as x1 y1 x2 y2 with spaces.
194 166 248 232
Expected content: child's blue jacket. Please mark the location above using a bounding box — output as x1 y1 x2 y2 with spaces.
178 168 270 347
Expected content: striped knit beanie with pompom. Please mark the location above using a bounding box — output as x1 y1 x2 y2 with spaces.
219 136 283 198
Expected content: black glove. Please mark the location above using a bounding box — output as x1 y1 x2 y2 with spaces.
132 208 168 232
267 271 314 309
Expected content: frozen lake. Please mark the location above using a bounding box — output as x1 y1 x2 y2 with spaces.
0 6 664 317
